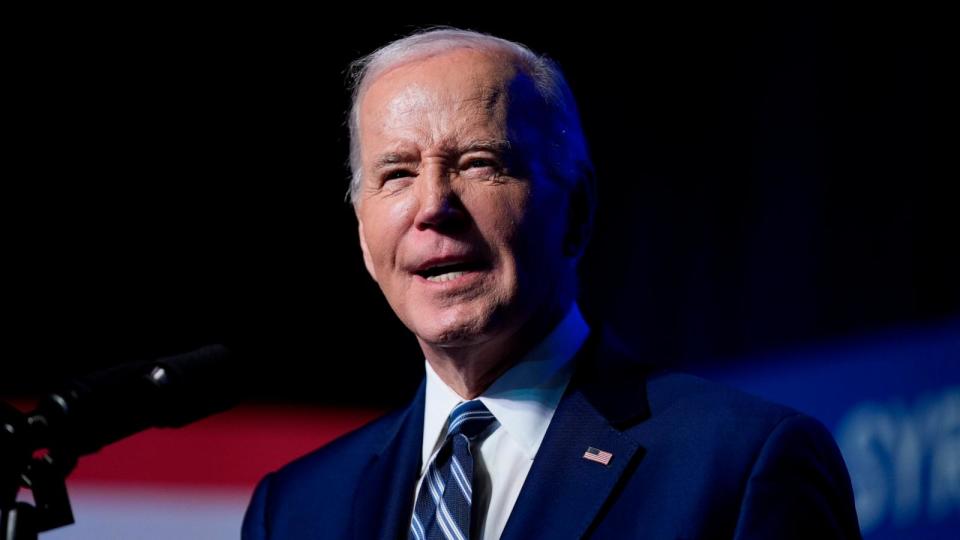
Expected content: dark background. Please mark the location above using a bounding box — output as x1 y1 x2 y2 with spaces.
4 6 952 408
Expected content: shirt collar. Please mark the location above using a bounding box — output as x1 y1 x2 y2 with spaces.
421 303 590 471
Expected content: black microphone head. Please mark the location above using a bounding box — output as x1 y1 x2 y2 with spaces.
30 344 238 457
150 344 238 427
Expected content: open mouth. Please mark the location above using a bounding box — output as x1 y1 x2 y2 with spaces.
414 261 486 283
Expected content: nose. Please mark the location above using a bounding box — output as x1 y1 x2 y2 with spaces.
412 166 468 233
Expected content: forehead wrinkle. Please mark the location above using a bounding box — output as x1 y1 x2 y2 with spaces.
456 81 509 117
451 89 510 144
482 86 505 115
364 52 519 164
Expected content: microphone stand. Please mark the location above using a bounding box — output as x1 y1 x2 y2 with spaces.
1 401 75 539
1 344 236 538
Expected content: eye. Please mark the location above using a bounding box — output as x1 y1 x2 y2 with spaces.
463 158 496 170
459 156 505 181
382 168 415 182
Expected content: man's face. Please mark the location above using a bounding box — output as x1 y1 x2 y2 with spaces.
354 49 576 352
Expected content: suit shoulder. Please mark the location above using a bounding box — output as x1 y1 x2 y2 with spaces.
643 370 802 439
588 329 800 436
243 405 416 539
648 370 794 409
269 406 407 491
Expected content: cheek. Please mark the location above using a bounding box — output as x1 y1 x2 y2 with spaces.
362 201 415 268
469 183 531 241
390 196 417 223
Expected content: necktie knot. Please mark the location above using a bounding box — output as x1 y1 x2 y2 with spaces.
447 400 496 441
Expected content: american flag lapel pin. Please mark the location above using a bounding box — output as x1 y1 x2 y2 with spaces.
582 446 613 466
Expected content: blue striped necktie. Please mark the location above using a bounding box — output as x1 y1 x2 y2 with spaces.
410 400 497 540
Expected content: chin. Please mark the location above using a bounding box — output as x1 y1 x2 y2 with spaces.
414 321 483 348
410 307 497 348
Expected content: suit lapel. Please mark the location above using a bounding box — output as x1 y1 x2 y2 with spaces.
500 329 653 540
351 381 425 540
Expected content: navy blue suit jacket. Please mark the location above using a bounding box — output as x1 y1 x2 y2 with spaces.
242 330 861 539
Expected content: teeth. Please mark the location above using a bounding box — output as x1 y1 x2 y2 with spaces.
426 270 467 283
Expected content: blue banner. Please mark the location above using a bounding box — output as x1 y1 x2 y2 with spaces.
696 318 960 539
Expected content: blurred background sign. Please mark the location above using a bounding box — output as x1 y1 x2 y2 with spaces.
698 318 960 539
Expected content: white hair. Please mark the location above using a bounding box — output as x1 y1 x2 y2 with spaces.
345 27 594 206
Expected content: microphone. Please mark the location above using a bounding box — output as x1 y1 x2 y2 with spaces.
27 344 239 457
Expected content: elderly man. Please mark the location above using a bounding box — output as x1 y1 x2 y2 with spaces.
243 28 861 539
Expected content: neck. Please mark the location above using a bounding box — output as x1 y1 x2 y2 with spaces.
420 299 574 399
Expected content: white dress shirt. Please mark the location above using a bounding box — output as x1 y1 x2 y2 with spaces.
413 303 590 540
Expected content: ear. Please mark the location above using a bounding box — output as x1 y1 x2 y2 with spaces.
563 170 597 259
357 217 378 282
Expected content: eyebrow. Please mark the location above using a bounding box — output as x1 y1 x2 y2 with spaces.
372 151 419 171
371 139 512 172
459 138 512 156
